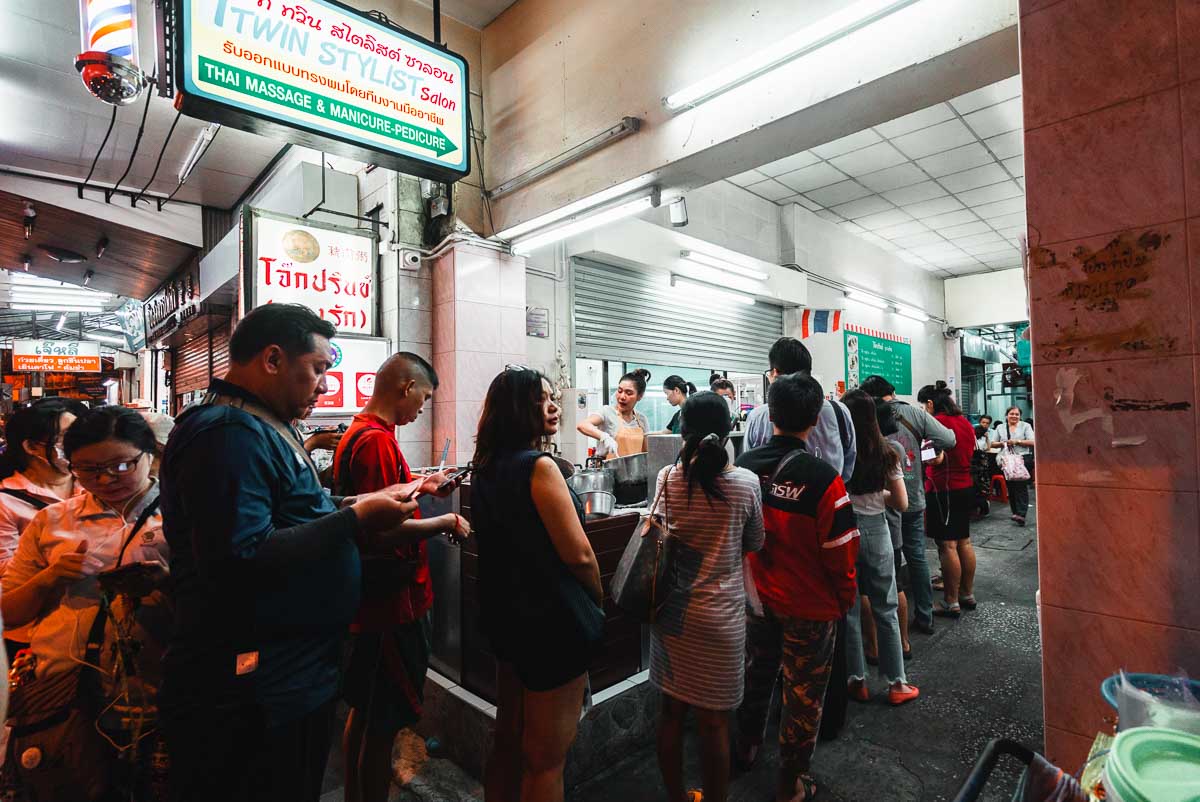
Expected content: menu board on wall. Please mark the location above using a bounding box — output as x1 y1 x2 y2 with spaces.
248 209 377 336
313 336 389 415
12 341 102 373
844 324 911 395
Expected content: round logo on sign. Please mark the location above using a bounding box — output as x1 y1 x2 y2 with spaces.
282 229 321 263
357 374 375 396
329 342 344 369
325 374 342 395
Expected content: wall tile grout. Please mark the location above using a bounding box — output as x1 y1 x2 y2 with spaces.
1023 83 1183 137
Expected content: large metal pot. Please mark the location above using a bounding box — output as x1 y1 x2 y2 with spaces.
577 490 616 518
606 451 648 505
568 468 614 496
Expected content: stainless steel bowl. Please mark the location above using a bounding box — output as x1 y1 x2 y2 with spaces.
606 452 648 505
568 467 614 496
578 490 616 518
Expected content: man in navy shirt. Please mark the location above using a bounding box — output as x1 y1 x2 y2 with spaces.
160 304 425 802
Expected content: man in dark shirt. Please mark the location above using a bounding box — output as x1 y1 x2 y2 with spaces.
735 373 860 802
160 304 427 802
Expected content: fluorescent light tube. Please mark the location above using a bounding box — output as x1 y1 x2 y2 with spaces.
664 0 917 111
179 123 221 185
11 303 103 313
496 175 655 241
86 332 127 346
510 194 656 255
845 289 888 309
679 250 769 281
56 313 67 331
671 275 756 306
894 304 929 322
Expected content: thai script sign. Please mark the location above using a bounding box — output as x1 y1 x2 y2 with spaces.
250 211 376 335
145 263 203 341
177 0 469 181
116 298 148 352
13 340 102 373
844 324 912 396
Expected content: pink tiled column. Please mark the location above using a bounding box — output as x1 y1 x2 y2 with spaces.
431 243 527 467
1020 0 1200 769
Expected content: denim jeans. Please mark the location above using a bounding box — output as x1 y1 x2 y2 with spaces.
846 512 906 685
901 508 933 627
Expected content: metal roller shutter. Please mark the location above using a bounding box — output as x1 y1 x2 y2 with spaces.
210 325 230 381
171 338 210 395
572 257 784 373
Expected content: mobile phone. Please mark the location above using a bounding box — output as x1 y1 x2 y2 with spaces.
436 465 473 493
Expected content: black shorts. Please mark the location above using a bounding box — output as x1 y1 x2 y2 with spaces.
925 488 974 542
343 615 432 734
492 633 592 693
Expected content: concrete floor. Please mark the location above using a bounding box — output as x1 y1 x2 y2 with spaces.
327 496 1044 802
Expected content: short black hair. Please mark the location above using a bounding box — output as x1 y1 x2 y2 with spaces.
860 375 895 398
63 406 157 459
769 337 812 375
769 372 824 433
398 351 439 390
229 303 336 364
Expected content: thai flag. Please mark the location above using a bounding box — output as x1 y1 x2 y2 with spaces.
801 309 841 338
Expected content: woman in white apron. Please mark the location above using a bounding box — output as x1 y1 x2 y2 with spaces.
577 368 651 458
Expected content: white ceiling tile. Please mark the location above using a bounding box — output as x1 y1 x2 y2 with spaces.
997 225 1027 240
891 119 977 159
876 220 929 240
935 256 985 270
873 103 957 139
728 169 769 187
830 194 894 219
983 211 1026 228
757 151 821 177
974 197 1028 218
855 208 913 230
903 196 966 220
776 162 849 192
857 162 928 193
983 257 1023 269
911 244 966 261
920 208 978 228
953 231 1006 248
949 75 1023 115
961 241 1018 256
814 209 844 223
744 179 795 201
810 129 883 159
840 221 867 234
985 130 1024 160
975 250 1022 263
828 141 909 176
882 180 947 206
963 97 1024 139
804 180 873 207
957 180 1023 207
794 195 825 211
1017 178 1025 190
916 143 994 177
947 264 994 276
939 163 1010 193
940 220 994 239
892 230 944 248
1002 155 1025 178
897 251 930 267
857 232 892 248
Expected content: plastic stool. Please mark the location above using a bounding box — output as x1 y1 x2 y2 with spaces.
989 475 1009 503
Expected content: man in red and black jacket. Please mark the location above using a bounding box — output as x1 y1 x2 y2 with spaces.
734 373 859 802
332 353 469 802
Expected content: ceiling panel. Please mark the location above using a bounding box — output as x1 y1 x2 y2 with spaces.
728 169 770 186
731 76 1028 276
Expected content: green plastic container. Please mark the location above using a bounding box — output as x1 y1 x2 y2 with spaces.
1102 727 1200 802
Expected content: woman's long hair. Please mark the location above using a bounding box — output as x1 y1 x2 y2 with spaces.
930 381 964 417
473 368 551 470
0 400 69 480
678 391 732 503
844 389 899 495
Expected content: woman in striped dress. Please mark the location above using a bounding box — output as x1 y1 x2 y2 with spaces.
651 392 764 802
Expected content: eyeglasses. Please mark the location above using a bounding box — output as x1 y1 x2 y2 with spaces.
70 452 146 479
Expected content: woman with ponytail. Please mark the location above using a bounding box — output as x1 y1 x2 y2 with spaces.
578 368 651 458
660 375 698 434
651 391 764 802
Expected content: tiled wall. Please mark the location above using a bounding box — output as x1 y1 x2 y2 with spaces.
1018 0 1200 769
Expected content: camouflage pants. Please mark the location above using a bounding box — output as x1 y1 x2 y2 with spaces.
737 608 837 778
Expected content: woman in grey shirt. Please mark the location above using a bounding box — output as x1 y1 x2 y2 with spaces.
989 407 1035 525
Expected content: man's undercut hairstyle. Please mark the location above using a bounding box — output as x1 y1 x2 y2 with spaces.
768 337 812 375
229 303 337 364
397 351 438 390
769 372 824 433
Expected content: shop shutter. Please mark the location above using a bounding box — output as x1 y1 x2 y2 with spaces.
209 325 230 381
572 257 784 373
171 338 210 395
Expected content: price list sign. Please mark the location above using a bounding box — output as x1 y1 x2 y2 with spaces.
844 324 911 396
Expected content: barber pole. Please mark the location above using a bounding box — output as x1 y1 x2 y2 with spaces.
80 0 138 62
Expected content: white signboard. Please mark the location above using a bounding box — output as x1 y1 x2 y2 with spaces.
252 213 376 335
313 336 390 415
12 340 102 373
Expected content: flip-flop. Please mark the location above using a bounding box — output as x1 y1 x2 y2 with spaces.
792 774 818 801
931 575 944 590
933 601 961 618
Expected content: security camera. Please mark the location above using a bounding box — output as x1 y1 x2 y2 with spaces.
74 51 147 106
669 197 688 228
400 250 422 269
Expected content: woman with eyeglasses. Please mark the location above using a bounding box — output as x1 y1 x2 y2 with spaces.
1 407 170 798
0 400 80 660
472 367 603 802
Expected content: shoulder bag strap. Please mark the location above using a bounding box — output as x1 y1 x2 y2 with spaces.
115 495 163 567
830 401 851 452
333 425 373 497
0 488 51 510
201 391 322 485
768 449 805 486
897 413 921 441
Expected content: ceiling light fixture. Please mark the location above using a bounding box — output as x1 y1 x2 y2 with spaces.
894 303 930 322
21 254 31 272
664 0 918 111
509 189 660 256
86 332 127 346
496 175 657 242
179 124 222 186
83 269 95 286
56 313 67 332
96 237 108 259
845 289 888 309
679 250 769 281
11 303 104 313
671 275 756 306
38 245 88 264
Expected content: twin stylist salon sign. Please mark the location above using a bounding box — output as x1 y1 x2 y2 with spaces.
175 0 470 181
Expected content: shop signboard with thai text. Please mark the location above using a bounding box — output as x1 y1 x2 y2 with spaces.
314 336 388 414
145 263 203 341
844 323 912 396
248 209 377 335
176 0 470 182
13 341 102 373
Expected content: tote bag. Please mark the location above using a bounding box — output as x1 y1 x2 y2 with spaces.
610 467 676 623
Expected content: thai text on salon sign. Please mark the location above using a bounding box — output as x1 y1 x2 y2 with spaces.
182 0 468 171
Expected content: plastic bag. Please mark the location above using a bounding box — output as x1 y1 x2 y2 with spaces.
1117 670 1200 735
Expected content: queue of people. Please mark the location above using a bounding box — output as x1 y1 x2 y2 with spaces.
0 314 1033 802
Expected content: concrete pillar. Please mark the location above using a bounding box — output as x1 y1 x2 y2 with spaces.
1019 0 1200 769
431 243 528 467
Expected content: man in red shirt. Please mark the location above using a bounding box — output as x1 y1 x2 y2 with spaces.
333 352 469 802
